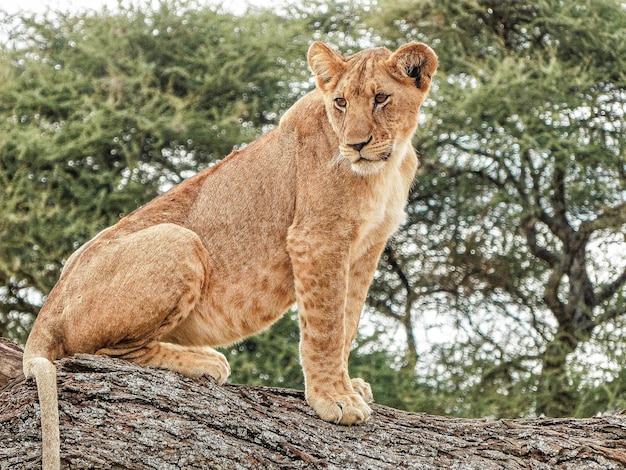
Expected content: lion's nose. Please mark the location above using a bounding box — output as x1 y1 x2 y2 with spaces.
348 136 372 152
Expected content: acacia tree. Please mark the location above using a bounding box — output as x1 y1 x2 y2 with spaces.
365 0 626 417
0 1 308 342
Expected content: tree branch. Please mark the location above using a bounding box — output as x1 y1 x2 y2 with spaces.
2 348 626 469
548 161 573 243
522 215 560 266
0 338 23 386
596 304 626 326
580 202 626 236
383 245 418 364
597 266 626 307
384 245 412 297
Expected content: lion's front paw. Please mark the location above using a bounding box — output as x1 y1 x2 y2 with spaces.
307 391 372 425
351 377 374 403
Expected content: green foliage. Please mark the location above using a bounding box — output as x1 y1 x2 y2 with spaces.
225 312 303 389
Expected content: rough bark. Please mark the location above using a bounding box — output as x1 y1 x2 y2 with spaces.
0 337 24 386
1 342 626 469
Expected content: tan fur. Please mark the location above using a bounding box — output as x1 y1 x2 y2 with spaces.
23 41 437 466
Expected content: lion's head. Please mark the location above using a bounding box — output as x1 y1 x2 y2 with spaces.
308 42 437 176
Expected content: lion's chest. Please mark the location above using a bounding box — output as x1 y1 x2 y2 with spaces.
353 168 410 258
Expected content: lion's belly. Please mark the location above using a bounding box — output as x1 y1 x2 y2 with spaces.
211 251 296 343
165 246 296 347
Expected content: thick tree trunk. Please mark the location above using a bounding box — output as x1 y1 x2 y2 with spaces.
536 330 581 418
0 338 23 385
1 341 626 469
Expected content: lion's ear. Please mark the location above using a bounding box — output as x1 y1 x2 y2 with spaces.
387 43 438 93
308 41 346 92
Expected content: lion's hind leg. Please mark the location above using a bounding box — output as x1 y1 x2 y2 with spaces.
100 342 231 383
71 223 230 383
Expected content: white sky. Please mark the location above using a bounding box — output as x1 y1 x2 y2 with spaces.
4 0 272 16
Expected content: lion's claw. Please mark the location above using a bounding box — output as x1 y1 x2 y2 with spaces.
351 377 373 403
307 391 372 425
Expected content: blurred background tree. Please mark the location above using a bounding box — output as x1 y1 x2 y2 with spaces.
364 0 626 417
1 0 624 419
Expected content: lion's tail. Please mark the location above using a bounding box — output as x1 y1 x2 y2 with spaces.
23 332 61 470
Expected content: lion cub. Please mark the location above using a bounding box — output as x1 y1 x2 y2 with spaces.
24 41 437 469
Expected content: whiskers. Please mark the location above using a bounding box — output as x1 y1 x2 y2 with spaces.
329 141 396 175
331 150 348 168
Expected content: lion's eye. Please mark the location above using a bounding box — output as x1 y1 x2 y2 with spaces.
374 93 389 105
334 97 347 109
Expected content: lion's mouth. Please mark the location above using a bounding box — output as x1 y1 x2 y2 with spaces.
350 151 392 176
341 145 394 175
356 153 390 163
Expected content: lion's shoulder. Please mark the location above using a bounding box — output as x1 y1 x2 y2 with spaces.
279 89 328 135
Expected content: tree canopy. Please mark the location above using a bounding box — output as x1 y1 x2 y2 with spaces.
1 0 625 419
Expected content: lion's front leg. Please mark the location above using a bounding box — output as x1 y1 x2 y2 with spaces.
343 240 388 405
287 228 371 425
